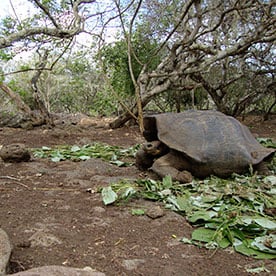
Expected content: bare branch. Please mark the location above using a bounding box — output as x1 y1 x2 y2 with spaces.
0 0 96 49
32 0 60 28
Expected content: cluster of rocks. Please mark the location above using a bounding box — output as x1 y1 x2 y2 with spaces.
0 144 107 275
0 111 45 129
0 228 105 276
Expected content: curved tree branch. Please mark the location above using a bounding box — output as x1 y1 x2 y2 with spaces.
0 0 96 49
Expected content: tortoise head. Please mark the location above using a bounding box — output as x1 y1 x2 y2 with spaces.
142 141 169 157
135 141 169 171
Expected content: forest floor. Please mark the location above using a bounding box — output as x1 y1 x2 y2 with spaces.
0 114 275 276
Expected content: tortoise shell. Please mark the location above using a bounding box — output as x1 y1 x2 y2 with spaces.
143 110 274 173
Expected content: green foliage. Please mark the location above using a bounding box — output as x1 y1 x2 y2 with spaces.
151 87 208 112
101 40 133 96
100 31 161 98
102 173 276 259
258 138 276 149
0 67 4 83
0 49 14 61
8 79 35 108
30 137 276 258
131 209 145 216
100 139 276 259
32 143 139 166
102 186 118 205
89 89 119 116
0 16 16 36
0 0 274 117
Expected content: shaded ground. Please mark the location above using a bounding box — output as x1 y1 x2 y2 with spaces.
0 115 275 276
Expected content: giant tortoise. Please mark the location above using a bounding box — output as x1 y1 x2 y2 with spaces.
135 110 275 183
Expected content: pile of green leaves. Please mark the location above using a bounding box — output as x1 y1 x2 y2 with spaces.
258 138 276 149
32 143 138 166
101 138 276 259
102 174 276 259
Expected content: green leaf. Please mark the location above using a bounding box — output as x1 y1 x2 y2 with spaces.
50 151 65 162
32 142 137 166
188 210 217 223
110 160 126 166
42 146 51 150
166 195 192 212
245 266 270 274
254 218 276 230
162 175 173 188
51 155 64 162
230 228 246 242
101 186 118 205
263 175 276 185
234 240 276 259
180 237 193 245
79 155 91 160
121 187 136 198
71 145 81 152
131 209 145 216
191 195 213 208
191 228 230 248
251 235 276 254
191 228 215 243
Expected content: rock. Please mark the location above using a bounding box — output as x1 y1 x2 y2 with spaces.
146 205 165 219
121 259 145 271
0 228 12 276
0 144 31 163
29 230 62 247
92 206 106 214
78 118 97 128
11 265 105 276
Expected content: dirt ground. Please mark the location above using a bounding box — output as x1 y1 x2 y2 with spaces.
0 115 275 276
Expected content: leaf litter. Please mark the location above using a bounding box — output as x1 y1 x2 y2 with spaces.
33 142 138 166
33 140 276 259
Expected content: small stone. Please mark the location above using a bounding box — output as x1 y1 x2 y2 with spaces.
0 143 31 163
11 265 106 276
121 259 145 271
29 230 62 247
146 205 165 219
92 206 106 213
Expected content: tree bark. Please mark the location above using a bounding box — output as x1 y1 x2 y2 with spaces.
30 51 54 126
0 83 32 114
0 83 46 128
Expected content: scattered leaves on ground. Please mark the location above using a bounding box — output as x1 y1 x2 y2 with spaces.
103 174 276 259
32 142 139 166
32 139 276 259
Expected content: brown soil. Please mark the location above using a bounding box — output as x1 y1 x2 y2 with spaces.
0 115 275 276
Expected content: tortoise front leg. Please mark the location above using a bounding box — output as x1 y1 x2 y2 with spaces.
151 152 193 183
254 161 271 175
135 147 155 170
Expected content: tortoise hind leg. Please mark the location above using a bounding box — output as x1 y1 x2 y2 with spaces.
151 152 193 183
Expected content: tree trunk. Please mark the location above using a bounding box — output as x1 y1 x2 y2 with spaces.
0 83 32 114
110 78 171 129
30 51 54 126
0 83 46 128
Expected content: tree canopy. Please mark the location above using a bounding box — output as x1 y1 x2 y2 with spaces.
0 0 275 129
